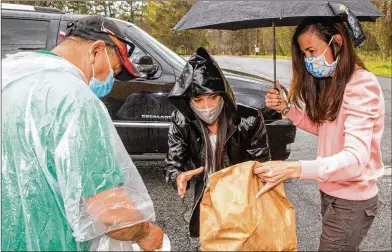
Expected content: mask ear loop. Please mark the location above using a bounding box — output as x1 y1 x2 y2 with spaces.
331 36 343 61
90 55 95 82
90 48 113 84
104 47 113 71
321 36 340 67
322 36 335 55
329 36 341 61
329 36 341 66
331 40 337 60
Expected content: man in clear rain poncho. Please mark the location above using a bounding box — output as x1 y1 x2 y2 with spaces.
2 16 163 251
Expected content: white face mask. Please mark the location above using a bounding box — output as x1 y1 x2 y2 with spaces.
190 98 224 125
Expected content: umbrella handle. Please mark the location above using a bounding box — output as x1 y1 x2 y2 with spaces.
273 19 277 88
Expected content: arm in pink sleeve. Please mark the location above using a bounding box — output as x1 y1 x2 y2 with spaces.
286 106 319 135
299 72 383 182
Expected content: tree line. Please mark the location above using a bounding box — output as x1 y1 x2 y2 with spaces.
6 1 391 60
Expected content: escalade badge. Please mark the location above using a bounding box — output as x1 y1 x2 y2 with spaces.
142 115 172 120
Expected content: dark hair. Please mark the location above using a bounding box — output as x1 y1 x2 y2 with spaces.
201 104 227 173
289 18 366 123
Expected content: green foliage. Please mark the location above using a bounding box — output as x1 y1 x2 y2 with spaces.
361 1 392 61
4 0 391 76
140 1 209 55
364 61 392 77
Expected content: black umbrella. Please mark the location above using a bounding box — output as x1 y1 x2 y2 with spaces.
173 0 384 86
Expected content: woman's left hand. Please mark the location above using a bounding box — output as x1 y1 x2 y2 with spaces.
253 161 302 198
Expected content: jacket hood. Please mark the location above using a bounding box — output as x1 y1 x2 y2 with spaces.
168 47 237 120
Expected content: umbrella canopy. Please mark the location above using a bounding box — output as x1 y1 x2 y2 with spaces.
173 0 383 31
173 0 384 88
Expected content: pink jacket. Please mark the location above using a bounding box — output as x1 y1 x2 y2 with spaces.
286 69 385 200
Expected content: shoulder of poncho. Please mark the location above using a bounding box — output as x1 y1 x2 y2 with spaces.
3 52 87 89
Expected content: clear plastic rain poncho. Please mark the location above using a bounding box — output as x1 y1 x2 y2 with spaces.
1 52 155 251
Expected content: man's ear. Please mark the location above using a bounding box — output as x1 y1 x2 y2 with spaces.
88 40 106 64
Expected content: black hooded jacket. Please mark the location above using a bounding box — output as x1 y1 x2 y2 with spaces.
165 47 270 237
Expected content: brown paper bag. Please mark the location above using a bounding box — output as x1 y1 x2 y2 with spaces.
200 161 297 251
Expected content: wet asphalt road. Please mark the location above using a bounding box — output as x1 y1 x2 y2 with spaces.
134 57 391 251
136 160 391 251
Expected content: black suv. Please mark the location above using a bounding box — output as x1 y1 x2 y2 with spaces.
1 3 296 160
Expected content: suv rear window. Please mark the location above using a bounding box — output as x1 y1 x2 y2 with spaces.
1 18 50 58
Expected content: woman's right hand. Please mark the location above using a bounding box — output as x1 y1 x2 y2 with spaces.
265 80 288 113
176 167 204 198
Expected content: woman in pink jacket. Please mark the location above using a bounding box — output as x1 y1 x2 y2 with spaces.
255 17 385 251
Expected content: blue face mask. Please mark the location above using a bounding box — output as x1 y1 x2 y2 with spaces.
304 36 339 78
89 48 114 98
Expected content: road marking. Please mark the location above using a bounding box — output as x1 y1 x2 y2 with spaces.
384 166 391 176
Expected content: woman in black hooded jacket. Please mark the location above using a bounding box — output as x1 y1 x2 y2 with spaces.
165 47 271 237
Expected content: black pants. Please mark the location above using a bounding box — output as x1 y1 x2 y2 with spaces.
319 190 382 251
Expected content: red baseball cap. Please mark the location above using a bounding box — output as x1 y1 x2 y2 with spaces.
63 15 140 81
